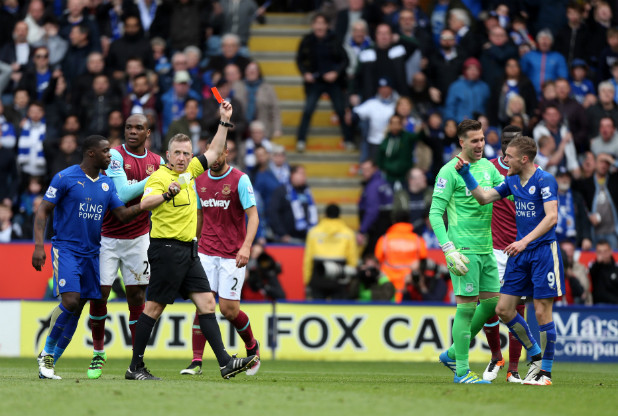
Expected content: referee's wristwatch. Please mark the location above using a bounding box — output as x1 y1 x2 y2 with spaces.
219 120 234 128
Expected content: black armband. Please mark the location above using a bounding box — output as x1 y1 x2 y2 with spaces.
196 154 209 170
219 120 234 128
162 192 172 202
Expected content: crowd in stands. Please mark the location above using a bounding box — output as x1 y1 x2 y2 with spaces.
1 0 617 305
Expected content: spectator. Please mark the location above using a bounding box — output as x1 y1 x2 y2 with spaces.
574 153 618 250
425 28 465 106
106 14 153 81
12 194 43 240
589 239 618 304
61 23 96 86
488 57 537 127
354 254 395 302
35 14 68 68
158 52 190 95
535 134 573 176
134 0 161 35
569 59 595 106
185 45 204 95
24 0 45 45
554 2 589 66
587 2 613 71
509 14 536 51
560 239 592 305
17 101 46 178
201 78 246 142
252 145 279 211
304 203 358 300
555 169 592 250
0 0 20 47
520 29 568 96
377 114 417 186
586 81 618 138
70 51 111 109
375 210 427 303
334 0 380 44
17 45 53 101
553 78 588 152
0 203 15 242
106 110 124 144
210 0 263 52
241 120 272 177
405 257 448 302
0 133 19 207
352 23 413 104
409 71 436 118
532 104 581 178
581 150 597 179
243 243 285 301
160 70 202 135
353 77 398 161
444 57 490 123
598 27 618 84
225 138 239 167
223 63 242 86
163 98 206 153
357 159 393 257
233 61 282 139
395 9 429 84
78 73 121 136
479 25 518 86
150 37 170 77
267 165 317 243
269 145 290 185
447 8 480 59
591 117 618 158
342 19 373 81
121 72 156 119
406 167 432 231
58 0 101 53
295 12 351 153
205 34 251 82
0 20 31 92
48 132 80 177
0 101 17 150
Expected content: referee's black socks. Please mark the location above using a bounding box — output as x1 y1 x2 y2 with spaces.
198 313 231 367
130 313 157 371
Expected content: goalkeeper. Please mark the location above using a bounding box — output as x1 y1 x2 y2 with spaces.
428 119 503 384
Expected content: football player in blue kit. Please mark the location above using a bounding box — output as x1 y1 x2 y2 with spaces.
455 135 564 386
32 135 144 379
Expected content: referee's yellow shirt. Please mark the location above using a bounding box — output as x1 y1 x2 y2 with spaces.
142 156 207 242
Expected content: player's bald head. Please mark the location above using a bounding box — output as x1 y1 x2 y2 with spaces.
126 113 148 127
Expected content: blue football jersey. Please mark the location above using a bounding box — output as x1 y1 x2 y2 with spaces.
43 165 124 255
494 168 558 250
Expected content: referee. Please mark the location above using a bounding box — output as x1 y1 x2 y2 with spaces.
126 101 258 380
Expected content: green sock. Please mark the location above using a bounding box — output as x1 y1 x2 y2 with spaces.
452 302 477 377
448 296 500 361
470 296 499 341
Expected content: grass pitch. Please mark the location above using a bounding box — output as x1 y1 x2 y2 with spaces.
0 358 614 416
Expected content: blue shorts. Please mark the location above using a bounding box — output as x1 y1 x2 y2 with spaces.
501 241 564 299
51 246 101 299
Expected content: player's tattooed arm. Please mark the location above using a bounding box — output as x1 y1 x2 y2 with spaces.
32 200 55 271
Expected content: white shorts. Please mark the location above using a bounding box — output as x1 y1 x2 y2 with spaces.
198 253 245 301
493 248 508 286
100 234 151 286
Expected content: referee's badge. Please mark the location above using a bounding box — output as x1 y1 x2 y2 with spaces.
222 184 231 195
102 183 109 192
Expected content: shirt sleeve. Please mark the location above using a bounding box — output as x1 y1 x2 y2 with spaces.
142 173 166 200
187 155 207 178
494 179 512 199
105 149 149 203
428 167 454 246
43 172 66 205
539 173 558 202
238 174 257 210
106 180 125 211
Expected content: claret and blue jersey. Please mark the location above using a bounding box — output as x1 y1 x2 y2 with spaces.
494 168 558 250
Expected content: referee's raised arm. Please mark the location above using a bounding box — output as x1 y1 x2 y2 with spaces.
204 101 234 168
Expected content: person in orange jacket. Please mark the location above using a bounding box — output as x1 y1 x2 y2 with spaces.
375 210 427 303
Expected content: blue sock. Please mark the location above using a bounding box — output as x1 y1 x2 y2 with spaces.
43 304 73 355
53 312 80 364
539 321 556 372
506 314 541 357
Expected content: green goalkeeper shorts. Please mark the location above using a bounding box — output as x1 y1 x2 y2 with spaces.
451 253 500 296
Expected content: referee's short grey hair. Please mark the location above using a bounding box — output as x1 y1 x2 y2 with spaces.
598 80 615 93
536 29 554 43
168 133 191 149
449 8 470 27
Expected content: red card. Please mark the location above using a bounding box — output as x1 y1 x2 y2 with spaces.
211 87 223 103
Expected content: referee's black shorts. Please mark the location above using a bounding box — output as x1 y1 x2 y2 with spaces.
146 238 211 304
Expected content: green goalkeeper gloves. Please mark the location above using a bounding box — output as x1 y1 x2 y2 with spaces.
441 241 470 276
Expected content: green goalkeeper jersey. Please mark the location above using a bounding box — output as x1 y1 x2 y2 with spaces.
429 155 504 254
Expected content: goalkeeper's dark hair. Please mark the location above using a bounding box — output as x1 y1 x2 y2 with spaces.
82 135 107 155
508 136 537 162
456 119 482 140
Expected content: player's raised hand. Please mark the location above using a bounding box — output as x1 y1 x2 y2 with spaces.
454 155 470 174
32 246 46 271
219 100 233 121
441 241 470 276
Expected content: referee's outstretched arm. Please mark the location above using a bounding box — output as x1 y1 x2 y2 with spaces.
204 101 234 168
